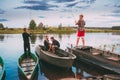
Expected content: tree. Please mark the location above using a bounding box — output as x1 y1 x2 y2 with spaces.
29 19 36 30
38 22 43 29
0 23 4 29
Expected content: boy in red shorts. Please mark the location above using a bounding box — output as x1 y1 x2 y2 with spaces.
75 14 86 47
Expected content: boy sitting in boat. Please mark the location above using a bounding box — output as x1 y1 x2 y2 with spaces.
48 37 60 53
44 35 50 51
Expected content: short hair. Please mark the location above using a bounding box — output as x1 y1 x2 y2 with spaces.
45 35 48 38
50 37 54 40
80 14 84 17
23 28 26 31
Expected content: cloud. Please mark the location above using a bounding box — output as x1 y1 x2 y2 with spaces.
15 4 58 11
114 3 120 8
15 0 58 11
39 16 45 18
102 13 120 17
23 0 42 4
0 9 5 14
66 0 96 9
67 16 72 18
113 10 120 13
15 5 50 10
0 19 8 22
54 0 74 3
76 5 90 9
15 0 96 11
60 16 72 19
66 2 78 7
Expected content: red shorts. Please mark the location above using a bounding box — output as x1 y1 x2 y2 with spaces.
77 30 85 37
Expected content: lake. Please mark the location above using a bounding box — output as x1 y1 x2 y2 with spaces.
0 32 120 80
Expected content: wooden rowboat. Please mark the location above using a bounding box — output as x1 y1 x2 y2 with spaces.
0 56 5 80
35 45 76 68
18 52 38 80
67 46 120 74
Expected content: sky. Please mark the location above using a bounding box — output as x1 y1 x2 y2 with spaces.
0 0 120 28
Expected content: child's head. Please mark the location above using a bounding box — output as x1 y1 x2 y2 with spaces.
79 14 84 19
50 37 54 41
23 28 27 32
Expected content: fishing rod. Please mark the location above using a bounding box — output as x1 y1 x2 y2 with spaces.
70 7 77 24
71 12 76 21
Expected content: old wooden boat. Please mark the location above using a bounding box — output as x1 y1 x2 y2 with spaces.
35 45 76 68
67 46 120 74
0 56 5 80
18 52 38 80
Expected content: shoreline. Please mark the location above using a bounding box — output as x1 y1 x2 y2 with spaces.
0 28 120 34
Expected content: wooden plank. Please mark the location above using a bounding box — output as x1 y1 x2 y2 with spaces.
22 59 34 63
22 66 34 72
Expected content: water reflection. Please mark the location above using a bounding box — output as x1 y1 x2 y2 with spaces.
39 60 75 80
73 61 104 77
0 34 4 41
58 34 62 41
38 34 44 42
0 33 120 80
112 32 120 35
30 34 37 44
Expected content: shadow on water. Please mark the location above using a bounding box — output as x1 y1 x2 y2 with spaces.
73 59 118 78
73 60 105 77
0 34 4 41
39 60 75 80
30 34 37 44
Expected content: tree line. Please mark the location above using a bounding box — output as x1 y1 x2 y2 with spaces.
0 19 46 30
0 19 64 30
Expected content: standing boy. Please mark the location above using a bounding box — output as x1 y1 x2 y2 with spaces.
75 14 86 47
22 28 31 55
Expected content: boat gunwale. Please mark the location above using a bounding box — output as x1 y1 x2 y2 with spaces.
0 56 5 80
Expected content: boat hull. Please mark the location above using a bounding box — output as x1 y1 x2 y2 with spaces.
35 45 76 68
67 46 120 74
0 56 5 80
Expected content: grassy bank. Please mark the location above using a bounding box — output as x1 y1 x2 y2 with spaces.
0 28 120 34
0 27 76 34
86 29 120 33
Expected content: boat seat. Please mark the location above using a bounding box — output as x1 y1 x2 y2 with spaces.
92 52 101 56
22 59 34 63
21 63 36 68
22 66 34 71
24 69 33 73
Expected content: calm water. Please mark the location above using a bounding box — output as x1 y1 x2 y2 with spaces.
0 32 120 80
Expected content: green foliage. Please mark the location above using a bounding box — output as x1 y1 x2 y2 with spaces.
29 19 36 30
37 22 43 29
0 23 4 29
